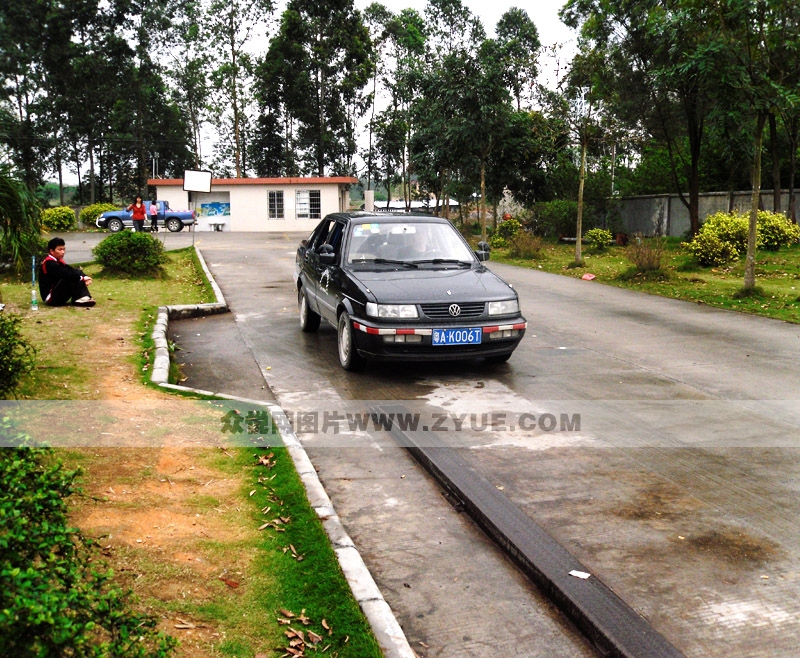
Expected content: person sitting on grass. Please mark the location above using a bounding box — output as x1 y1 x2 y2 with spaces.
39 237 96 307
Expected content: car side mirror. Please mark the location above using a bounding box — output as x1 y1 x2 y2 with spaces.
319 243 337 265
476 241 491 261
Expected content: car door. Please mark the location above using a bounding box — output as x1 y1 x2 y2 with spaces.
300 218 337 316
314 219 346 324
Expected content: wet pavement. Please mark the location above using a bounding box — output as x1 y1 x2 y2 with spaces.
166 232 800 658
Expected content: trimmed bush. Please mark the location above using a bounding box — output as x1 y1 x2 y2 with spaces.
497 217 521 240
584 228 613 251
756 210 800 251
685 231 739 266
0 436 177 657
489 233 508 249
79 202 117 227
685 210 800 265
40 206 76 231
0 312 35 398
93 231 167 275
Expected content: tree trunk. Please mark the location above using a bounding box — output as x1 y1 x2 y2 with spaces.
480 159 487 242
575 137 587 264
784 115 798 223
744 112 767 291
686 103 703 235
769 112 781 213
89 143 96 205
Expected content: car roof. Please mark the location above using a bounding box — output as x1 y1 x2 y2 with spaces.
330 212 450 224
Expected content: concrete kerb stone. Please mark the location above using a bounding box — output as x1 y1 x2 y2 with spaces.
150 246 416 658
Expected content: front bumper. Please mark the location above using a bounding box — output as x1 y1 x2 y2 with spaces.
350 317 527 362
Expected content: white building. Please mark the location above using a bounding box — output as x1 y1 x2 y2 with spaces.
149 176 358 232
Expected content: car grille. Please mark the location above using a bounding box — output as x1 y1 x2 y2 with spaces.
420 302 485 319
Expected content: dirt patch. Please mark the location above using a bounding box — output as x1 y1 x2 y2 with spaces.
65 325 259 657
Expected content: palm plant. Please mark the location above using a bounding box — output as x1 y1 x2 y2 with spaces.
0 164 41 273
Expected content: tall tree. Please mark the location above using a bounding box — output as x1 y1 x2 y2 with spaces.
713 0 800 290
561 0 727 235
495 8 541 111
258 0 373 176
204 0 273 178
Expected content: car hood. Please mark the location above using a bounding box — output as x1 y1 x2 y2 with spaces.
351 267 515 303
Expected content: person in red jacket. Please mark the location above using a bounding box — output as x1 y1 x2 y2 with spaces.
39 237 95 307
127 195 147 232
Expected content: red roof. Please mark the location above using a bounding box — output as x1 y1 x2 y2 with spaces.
149 176 358 186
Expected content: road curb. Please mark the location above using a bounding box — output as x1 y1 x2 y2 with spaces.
151 246 416 658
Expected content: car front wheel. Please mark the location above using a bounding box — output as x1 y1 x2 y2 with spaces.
166 218 183 232
107 218 124 232
298 288 320 332
337 311 366 371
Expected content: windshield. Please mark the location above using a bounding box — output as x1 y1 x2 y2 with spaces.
346 221 476 265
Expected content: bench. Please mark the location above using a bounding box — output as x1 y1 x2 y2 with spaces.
208 222 225 232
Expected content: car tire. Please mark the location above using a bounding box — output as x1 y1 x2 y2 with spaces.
107 218 124 233
298 288 320 332
337 311 366 371
166 218 183 232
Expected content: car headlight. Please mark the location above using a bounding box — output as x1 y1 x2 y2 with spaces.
488 299 519 316
366 302 419 319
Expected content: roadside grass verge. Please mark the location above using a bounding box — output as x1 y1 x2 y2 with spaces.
2 247 213 399
1 246 383 657
493 238 800 323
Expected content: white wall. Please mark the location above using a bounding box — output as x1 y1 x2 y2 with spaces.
154 183 349 232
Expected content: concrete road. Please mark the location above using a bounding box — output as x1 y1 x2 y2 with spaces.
183 233 799 658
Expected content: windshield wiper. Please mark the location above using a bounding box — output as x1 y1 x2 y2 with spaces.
361 258 418 268
409 258 472 267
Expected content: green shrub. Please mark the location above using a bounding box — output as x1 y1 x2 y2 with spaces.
685 210 799 265
497 217 522 240
684 231 739 266
703 212 749 253
40 206 76 231
508 231 543 259
756 210 800 251
684 212 747 266
584 228 613 251
0 436 177 657
532 200 578 237
489 233 508 249
79 202 117 227
0 312 36 398
93 231 167 275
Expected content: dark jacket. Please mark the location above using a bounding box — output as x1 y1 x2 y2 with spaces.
39 254 87 304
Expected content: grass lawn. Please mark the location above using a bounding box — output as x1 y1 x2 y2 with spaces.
1 246 382 658
492 237 800 324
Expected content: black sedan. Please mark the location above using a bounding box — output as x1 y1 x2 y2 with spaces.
295 212 526 371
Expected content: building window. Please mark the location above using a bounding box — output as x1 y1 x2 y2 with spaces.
268 191 284 219
296 190 321 219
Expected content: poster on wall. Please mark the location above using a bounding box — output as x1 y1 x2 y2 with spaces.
199 202 231 217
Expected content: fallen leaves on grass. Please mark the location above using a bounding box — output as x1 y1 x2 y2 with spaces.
275 610 331 657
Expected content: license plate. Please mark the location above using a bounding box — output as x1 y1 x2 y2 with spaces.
432 328 482 346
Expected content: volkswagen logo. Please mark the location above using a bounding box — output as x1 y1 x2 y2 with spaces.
448 303 461 317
